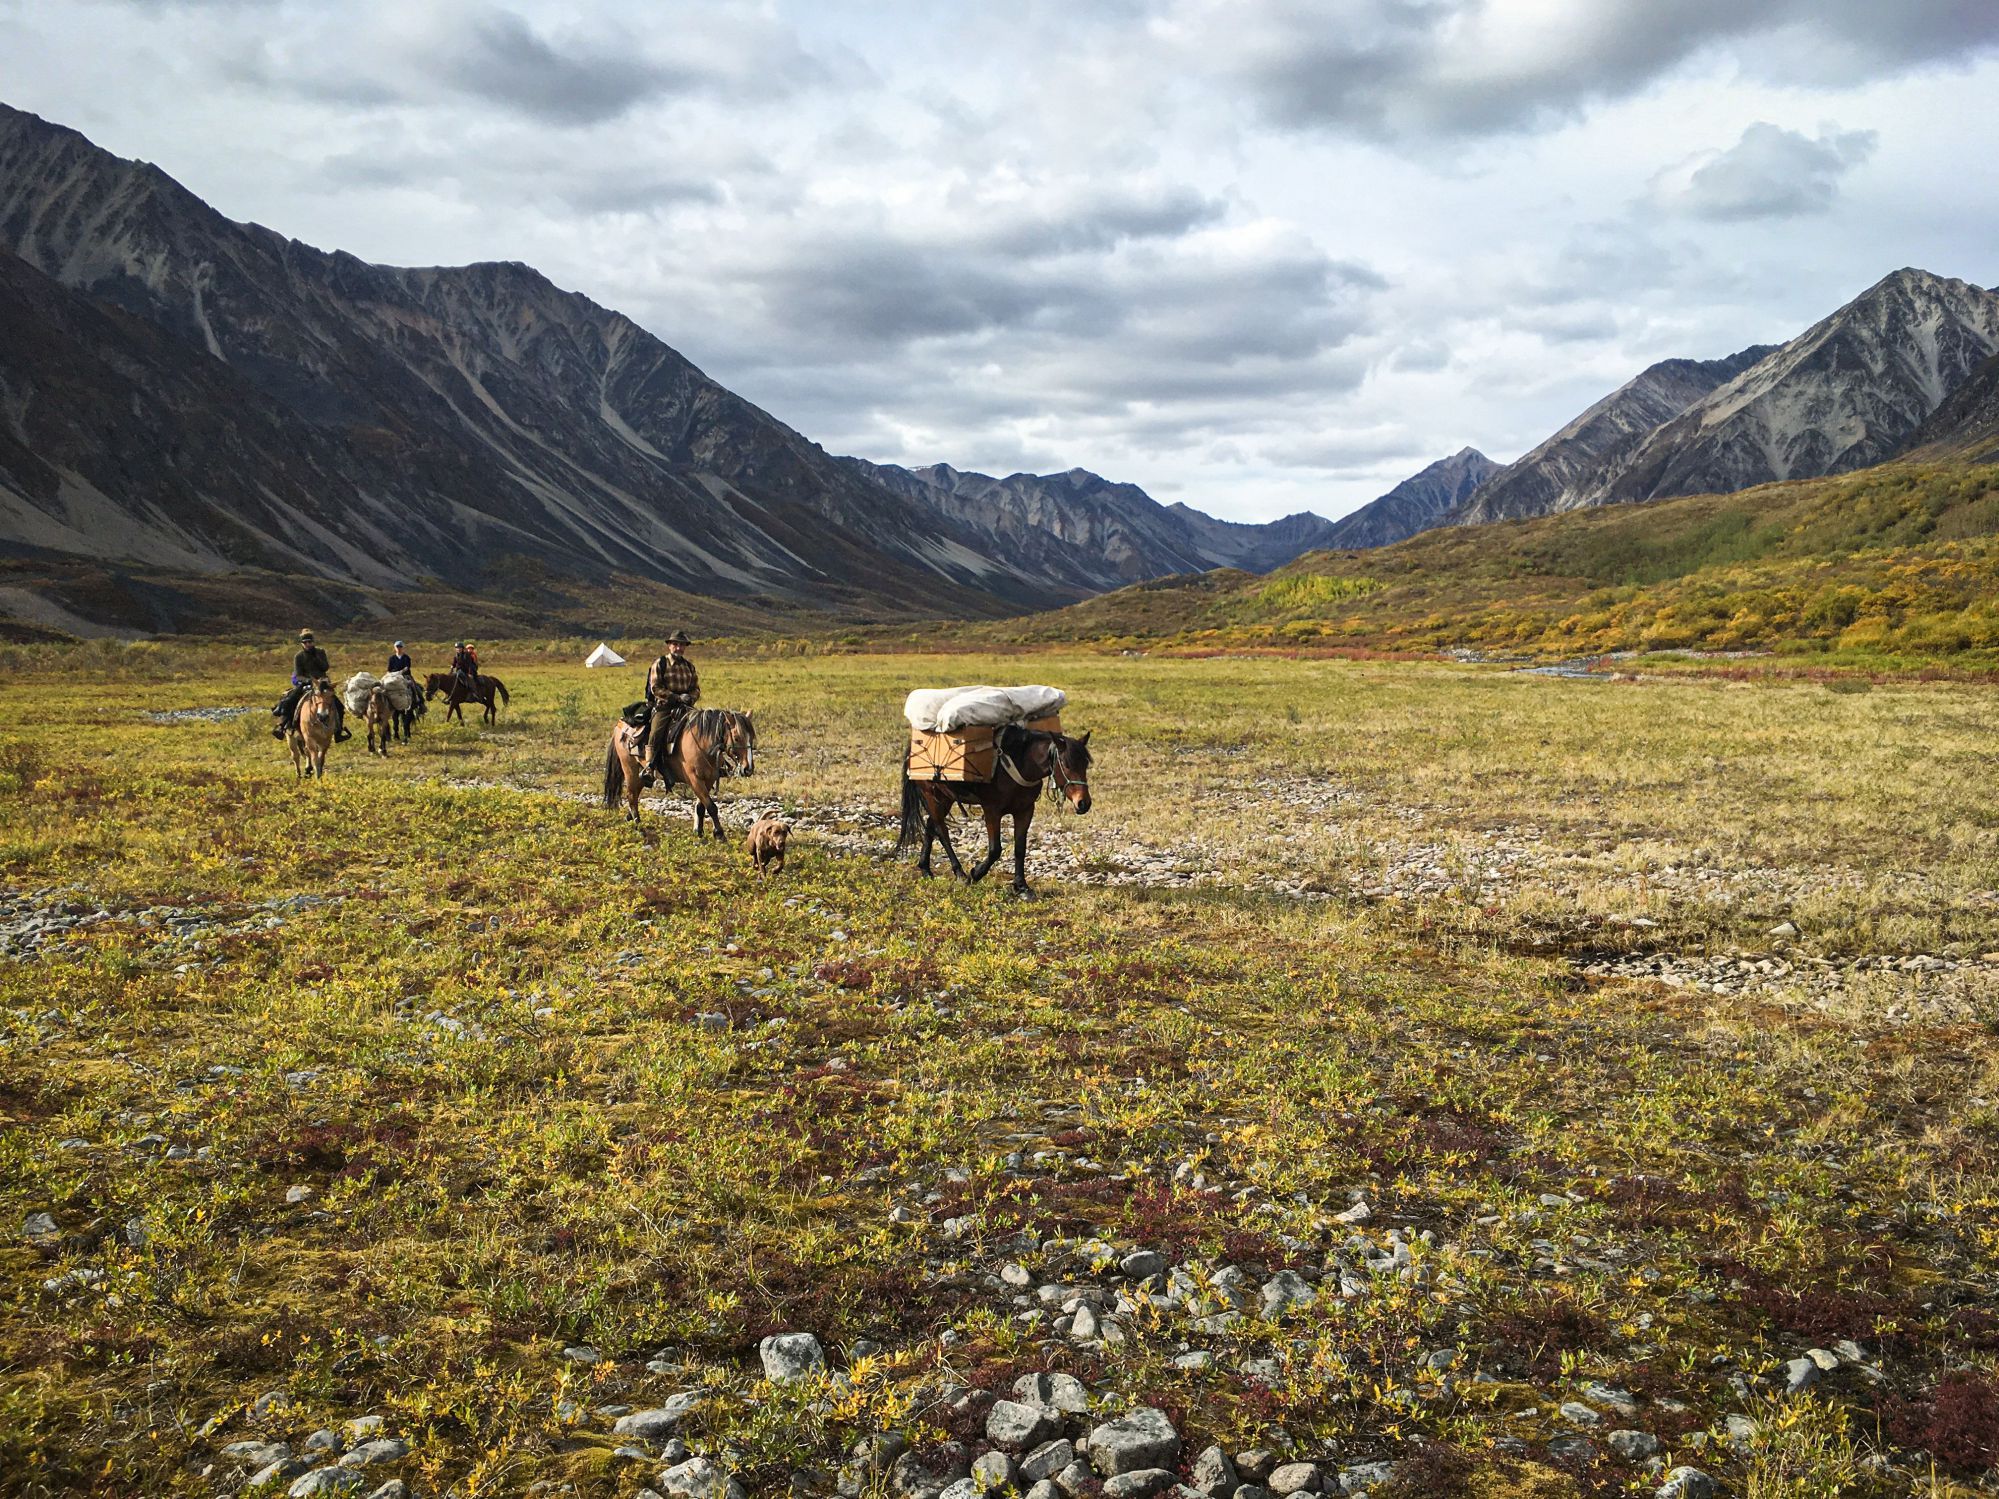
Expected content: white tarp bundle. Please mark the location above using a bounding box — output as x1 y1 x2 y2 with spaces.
341 672 380 715
585 642 627 667
904 684 1067 732
380 671 416 712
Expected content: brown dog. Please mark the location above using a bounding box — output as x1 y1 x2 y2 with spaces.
746 816 789 877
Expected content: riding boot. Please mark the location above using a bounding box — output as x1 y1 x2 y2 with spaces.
333 702 352 742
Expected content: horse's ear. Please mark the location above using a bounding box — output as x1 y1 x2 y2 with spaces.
1079 730 1092 746
743 709 754 721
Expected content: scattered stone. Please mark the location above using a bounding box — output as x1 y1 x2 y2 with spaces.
1089 1407 1180 1477
1335 1461 1396 1493
1557 1401 1601 1426
658 1455 744 1499
972 1451 1017 1490
759 1332 826 1382
1260 1270 1315 1318
288 1470 368 1497
1190 1445 1237 1496
989 1398 1063 1450
1546 1435 1596 1464
1331 1201 1371 1225
1805 1347 1840 1372
225 1441 293 1471
1266 1462 1320 1494
888 1442 970 1498
1014 1372 1090 1414
22 1211 58 1244
560 1344 601 1364
1104 1471 1180 1498
1656 1469 1716 1499
338 1440 408 1468
248 1458 309 1488
1121 1250 1168 1279
1234 1451 1275 1483
1782 1357 1821 1395
286 1185 314 1204
364 1483 410 1499
614 1396 704 1439
304 1429 343 1454
1607 1430 1660 1462
1020 1439 1075 1484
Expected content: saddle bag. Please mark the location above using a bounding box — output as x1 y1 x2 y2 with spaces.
621 701 653 729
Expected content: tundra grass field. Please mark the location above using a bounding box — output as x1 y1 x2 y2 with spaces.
2 647 1996 1498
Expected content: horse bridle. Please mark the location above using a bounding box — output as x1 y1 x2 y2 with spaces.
999 732 1087 797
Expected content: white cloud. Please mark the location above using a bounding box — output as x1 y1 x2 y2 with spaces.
1653 122 1878 221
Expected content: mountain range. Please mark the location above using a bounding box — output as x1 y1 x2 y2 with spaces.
2 98 1996 640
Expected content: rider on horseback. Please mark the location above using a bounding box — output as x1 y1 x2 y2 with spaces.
272 629 350 741
450 641 480 694
387 640 413 677
637 630 699 780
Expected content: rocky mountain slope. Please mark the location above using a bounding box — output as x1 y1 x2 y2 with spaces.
1593 269 1999 504
1451 349 1772 526
0 103 1104 623
1318 446 1498 547
841 459 1349 588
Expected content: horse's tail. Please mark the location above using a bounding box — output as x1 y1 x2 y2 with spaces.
603 735 624 808
896 745 925 850
492 678 510 706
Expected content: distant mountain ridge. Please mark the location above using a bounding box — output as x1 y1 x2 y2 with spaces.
840 458 1350 587
1320 446 1498 547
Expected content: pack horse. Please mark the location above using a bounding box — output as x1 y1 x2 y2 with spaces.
897 685 1092 895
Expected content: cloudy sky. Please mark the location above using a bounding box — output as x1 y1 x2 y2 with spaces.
5 1 1998 521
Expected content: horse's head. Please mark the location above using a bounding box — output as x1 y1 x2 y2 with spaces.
721 710 757 777
307 679 336 727
1052 730 1092 814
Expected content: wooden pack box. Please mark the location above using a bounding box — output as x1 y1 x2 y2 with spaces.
907 716 1062 783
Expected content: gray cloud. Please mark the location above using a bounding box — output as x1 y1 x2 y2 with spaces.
431 9 685 124
1170 0 1999 139
1658 123 1877 220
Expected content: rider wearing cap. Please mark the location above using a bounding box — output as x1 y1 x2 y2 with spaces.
272 628 350 741
387 640 413 677
450 640 480 694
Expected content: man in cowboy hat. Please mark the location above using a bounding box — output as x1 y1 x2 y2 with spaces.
637 630 699 778
272 628 350 741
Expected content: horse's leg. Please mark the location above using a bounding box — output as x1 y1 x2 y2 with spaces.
968 800 1004 883
931 806 970 879
704 793 724 839
1011 799 1035 895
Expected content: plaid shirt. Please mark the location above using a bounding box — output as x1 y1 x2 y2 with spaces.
648 654 699 703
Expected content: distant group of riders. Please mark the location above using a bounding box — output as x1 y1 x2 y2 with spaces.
270 631 491 743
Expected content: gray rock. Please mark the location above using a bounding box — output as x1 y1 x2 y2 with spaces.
288 1471 368 1497
1191 1444 1237 1496
1557 1401 1600 1426
759 1332 827 1383
889 1442 970 1498
1782 1357 1821 1395
1265 1461 1318 1494
1234 1489 1273 1499
1607 1430 1660 1462
364 1483 411 1499
658 1456 743 1499
614 1396 704 1438
1026 1484 1061 1499
937 1483 977 1499
561 1344 601 1364
22 1211 58 1243
1021 1438 1075 1483
989 1397 1063 1450
1261 1271 1315 1318
1121 1250 1168 1279
1805 1347 1840 1372
1089 1407 1180 1476
224 1441 293 1471
1724 1414 1758 1452
1546 1436 1596 1464
1234 1451 1275 1483
248 1458 309 1489
338 1440 408 1468
1053 1461 1095 1496
1014 1371 1091 1414
305 1429 344 1454
286 1184 314 1204
1335 1462 1396 1494
972 1451 1016 1489
1104 1472 1179 1498
1656 1468 1716 1499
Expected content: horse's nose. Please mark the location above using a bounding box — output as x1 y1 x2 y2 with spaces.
1075 790 1092 815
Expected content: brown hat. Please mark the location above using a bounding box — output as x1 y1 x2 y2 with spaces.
299 628 314 640
668 629 692 645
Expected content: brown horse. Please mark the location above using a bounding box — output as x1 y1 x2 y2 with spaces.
287 678 339 780
424 671 510 724
602 707 757 838
898 726 1092 895
363 684 394 756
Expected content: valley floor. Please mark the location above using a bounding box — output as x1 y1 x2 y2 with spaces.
1 652 1995 1497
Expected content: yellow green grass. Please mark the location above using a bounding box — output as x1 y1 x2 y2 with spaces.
1 650 1995 1496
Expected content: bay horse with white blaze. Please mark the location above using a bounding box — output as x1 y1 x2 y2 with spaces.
603 707 757 838
898 726 1092 895
286 678 339 779
424 672 509 724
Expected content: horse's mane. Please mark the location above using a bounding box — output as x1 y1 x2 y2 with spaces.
685 707 753 743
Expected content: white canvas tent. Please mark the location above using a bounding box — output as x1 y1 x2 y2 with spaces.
584 642 627 668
